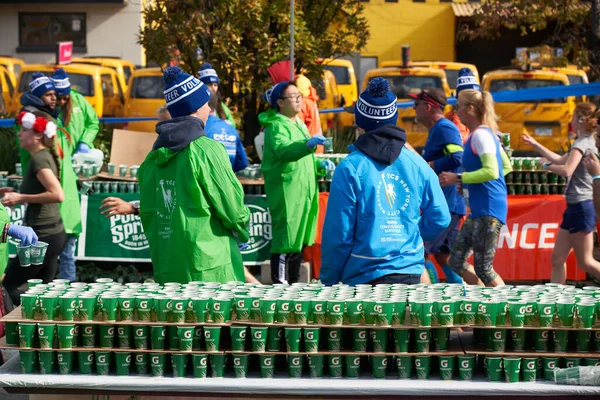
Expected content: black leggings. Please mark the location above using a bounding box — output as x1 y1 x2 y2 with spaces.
3 229 67 306
270 252 303 284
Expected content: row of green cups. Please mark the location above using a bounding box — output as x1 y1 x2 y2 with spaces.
14 322 224 353
229 325 451 353
89 181 139 194
235 353 474 380
459 284 600 328
15 241 48 267
20 281 599 328
19 350 222 377
12 321 451 355
74 164 101 177
475 328 600 353
18 352 474 380
471 296 599 329
278 354 476 380
486 356 600 382
20 349 600 381
21 280 265 323
481 356 571 383
105 163 139 178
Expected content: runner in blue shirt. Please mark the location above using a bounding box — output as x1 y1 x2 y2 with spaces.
411 88 465 284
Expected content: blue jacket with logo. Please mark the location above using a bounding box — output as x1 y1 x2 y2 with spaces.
320 125 450 286
205 115 248 172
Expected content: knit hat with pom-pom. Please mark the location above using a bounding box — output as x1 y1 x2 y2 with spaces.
29 72 56 98
198 62 219 85
163 66 212 118
51 68 71 96
456 67 480 95
355 77 398 133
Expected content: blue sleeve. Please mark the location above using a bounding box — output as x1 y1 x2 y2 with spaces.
320 162 358 285
419 167 451 241
232 136 249 172
433 150 463 174
428 122 463 172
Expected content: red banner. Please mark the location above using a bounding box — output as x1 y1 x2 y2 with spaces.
305 194 584 281
494 195 582 281
56 41 73 65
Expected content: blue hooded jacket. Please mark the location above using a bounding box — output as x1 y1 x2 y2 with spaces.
320 125 451 286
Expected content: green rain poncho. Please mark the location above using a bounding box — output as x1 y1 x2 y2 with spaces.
61 90 100 149
259 109 323 254
0 204 10 275
18 93 82 235
138 117 250 284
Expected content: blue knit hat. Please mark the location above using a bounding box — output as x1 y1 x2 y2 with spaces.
264 82 289 110
51 68 71 96
163 66 212 118
355 77 398 132
29 72 56 98
198 62 220 85
456 68 480 95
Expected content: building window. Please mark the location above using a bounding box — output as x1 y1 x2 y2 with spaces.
385 0 399 2
18 13 86 53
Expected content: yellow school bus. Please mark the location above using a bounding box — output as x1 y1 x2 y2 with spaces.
0 66 16 115
14 64 124 117
0 56 26 88
362 66 451 149
381 61 480 92
123 67 164 133
312 70 341 134
482 69 573 153
319 58 357 132
72 57 136 93
542 66 589 103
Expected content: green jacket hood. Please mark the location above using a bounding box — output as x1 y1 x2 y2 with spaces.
259 109 295 128
153 116 206 166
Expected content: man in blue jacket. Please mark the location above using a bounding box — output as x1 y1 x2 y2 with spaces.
412 88 465 284
204 96 248 172
320 78 450 286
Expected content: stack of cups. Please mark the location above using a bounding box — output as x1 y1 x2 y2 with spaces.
470 283 600 354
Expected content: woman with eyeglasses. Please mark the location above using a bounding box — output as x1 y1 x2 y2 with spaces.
49 68 99 283
259 82 333 284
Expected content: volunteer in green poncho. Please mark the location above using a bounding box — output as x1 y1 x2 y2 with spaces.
0 204 37 277
51 68 100 282
17 73 82 270
259 82 335 284
198 63 236 127
138 67 250 284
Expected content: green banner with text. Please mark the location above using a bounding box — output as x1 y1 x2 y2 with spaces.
7 194 272 265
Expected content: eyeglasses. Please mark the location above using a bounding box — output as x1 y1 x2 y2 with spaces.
281 94 303 102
